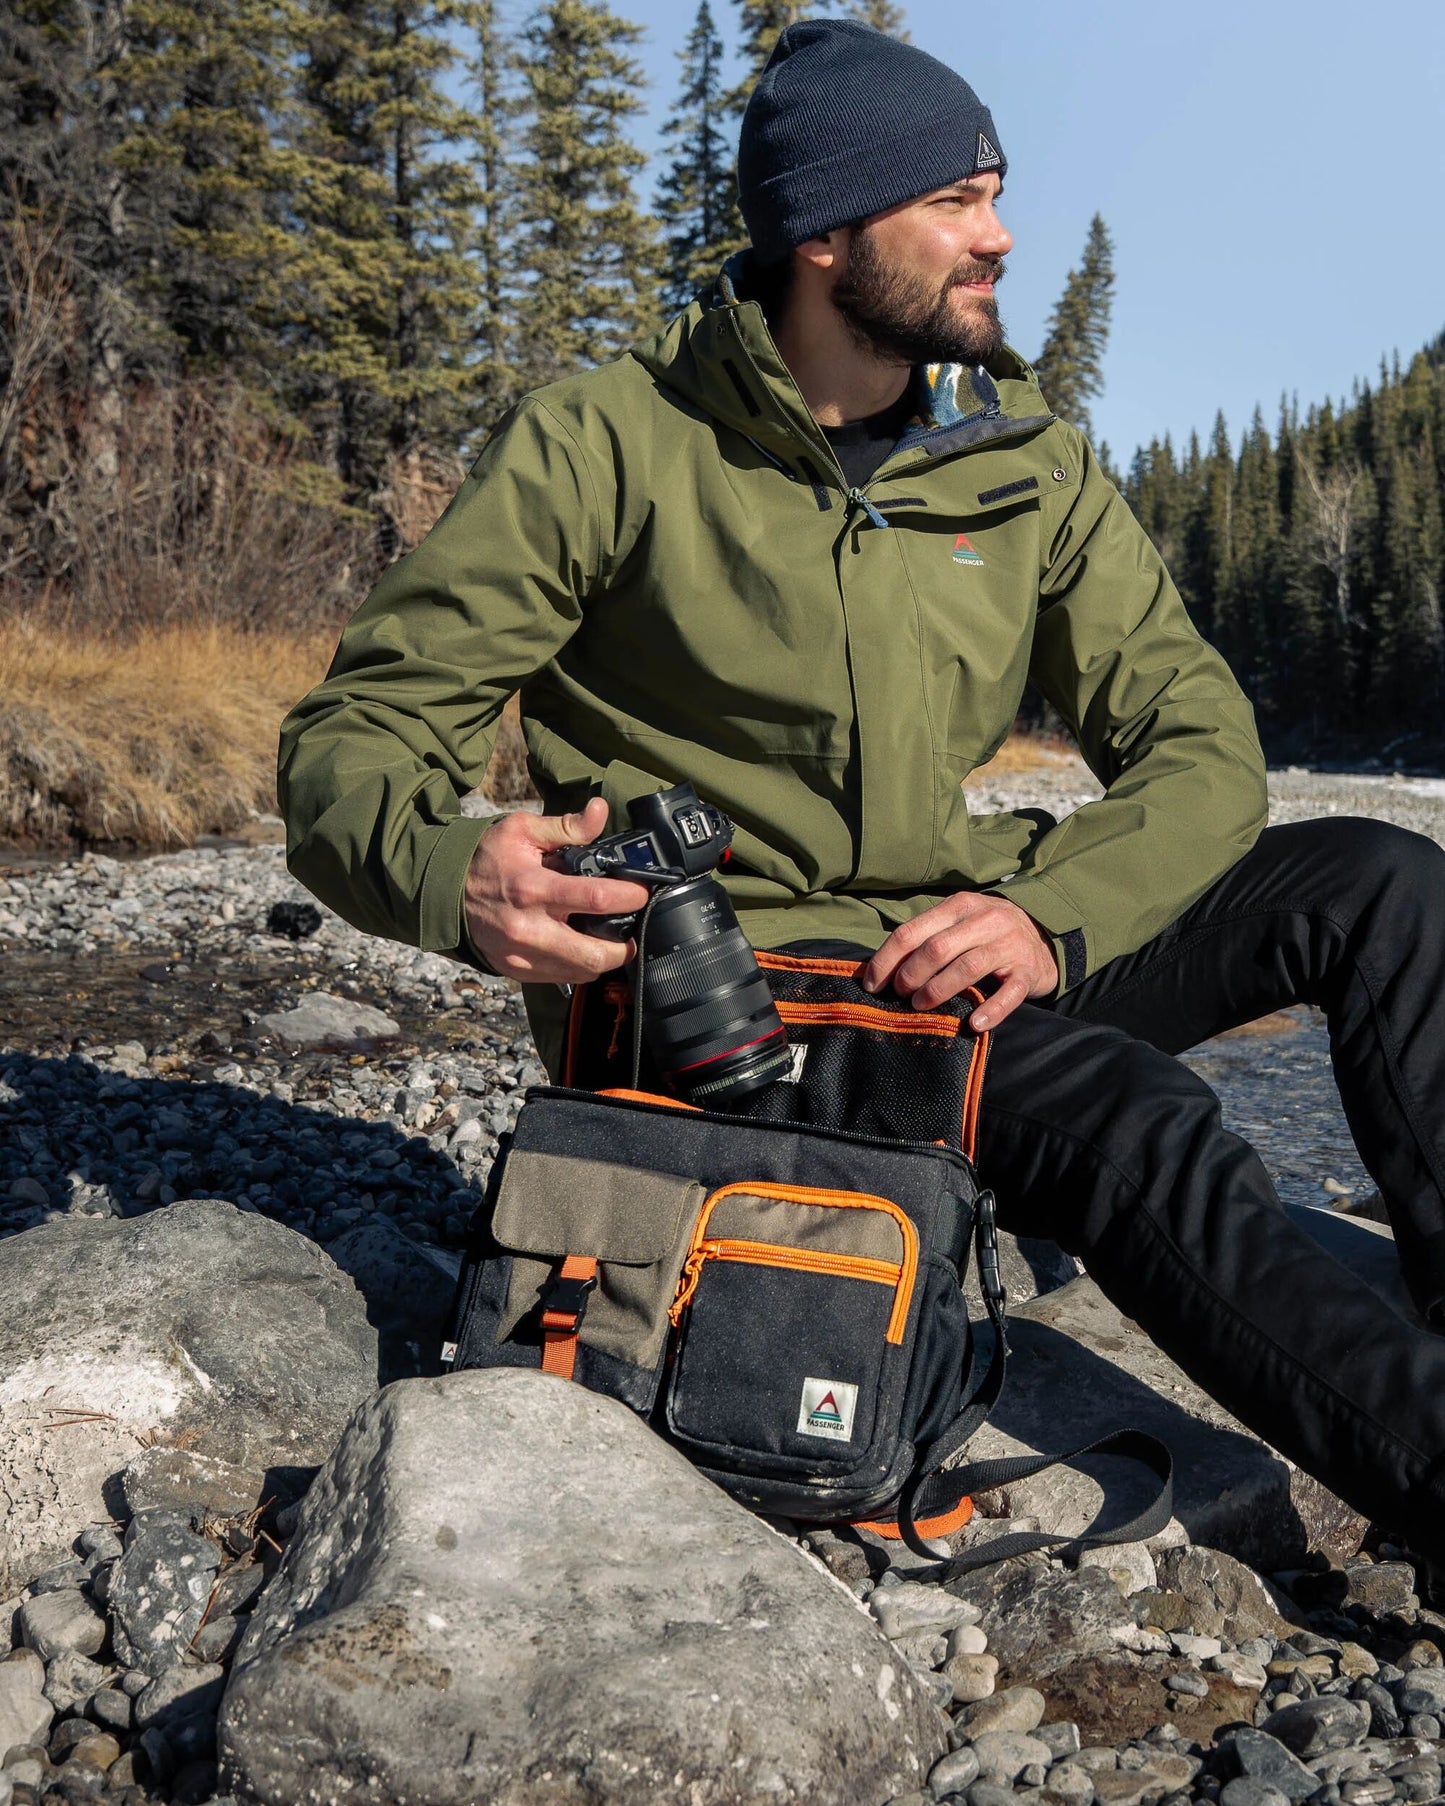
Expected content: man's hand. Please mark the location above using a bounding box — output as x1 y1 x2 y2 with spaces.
463 797 651 985
859 892 1058 1030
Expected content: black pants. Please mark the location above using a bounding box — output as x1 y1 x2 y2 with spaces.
978 816 1445 1559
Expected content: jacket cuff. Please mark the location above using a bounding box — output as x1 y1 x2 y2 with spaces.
417 812 497 959
984 872 1089 998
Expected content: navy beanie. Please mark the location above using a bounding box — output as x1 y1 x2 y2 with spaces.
737 19 1006 265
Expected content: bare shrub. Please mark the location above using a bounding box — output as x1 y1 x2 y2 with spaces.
1 377 381 635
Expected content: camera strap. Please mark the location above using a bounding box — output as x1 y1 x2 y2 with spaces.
630 889 665 1091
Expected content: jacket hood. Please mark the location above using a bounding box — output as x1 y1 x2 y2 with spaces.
630 252 1053 490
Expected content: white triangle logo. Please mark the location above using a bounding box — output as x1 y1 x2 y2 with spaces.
975 130 1001 171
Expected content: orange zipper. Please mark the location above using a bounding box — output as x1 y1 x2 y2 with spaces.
671 1239 903 1332
670 1181 918 1343
774 999 961 1038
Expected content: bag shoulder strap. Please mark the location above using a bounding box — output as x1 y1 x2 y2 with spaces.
870 1194 1175 1574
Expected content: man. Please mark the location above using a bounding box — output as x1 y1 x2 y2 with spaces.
280 20 1445 1563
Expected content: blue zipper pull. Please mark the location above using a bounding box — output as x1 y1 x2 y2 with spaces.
846 489 891 529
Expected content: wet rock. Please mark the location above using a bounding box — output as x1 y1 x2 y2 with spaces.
221 1371 946 1806
254 992 399 1052
0 1200 378 1596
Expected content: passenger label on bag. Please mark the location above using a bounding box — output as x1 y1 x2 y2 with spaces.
797 1376 858 1441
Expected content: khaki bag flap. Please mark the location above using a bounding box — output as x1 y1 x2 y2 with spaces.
492 1149 697 1265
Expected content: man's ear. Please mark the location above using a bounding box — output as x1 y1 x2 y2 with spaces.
794 227 849 274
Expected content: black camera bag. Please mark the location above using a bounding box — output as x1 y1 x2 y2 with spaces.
441 952 1173 1568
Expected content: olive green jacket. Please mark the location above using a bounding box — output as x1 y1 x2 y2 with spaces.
278 261 1267 1038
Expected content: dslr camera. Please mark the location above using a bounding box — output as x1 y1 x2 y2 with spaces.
560 783 790 1106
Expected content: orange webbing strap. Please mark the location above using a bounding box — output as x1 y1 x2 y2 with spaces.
539 1254 598 1381
961 986 991 1164
853 1495 975 1542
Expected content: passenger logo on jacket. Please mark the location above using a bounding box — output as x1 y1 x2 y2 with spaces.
953 533 984 567
798 1376 858 1441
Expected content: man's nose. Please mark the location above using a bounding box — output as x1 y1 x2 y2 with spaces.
972 203 1012 260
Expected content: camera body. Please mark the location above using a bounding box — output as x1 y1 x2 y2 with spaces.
560 783 789 1107
559 784 734 941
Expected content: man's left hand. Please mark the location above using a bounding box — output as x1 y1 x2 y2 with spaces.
859 893 1058 1029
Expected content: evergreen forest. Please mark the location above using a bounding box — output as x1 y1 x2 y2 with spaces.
2 0 1442 761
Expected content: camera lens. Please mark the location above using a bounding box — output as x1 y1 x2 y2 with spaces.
639 877 790 1106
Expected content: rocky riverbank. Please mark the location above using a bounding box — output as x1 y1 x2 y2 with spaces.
2 767 1443 1806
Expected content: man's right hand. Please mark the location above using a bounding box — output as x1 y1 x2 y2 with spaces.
463 797 651 985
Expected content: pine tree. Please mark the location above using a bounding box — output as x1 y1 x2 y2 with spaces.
285 0 491 493
115 0 303 377
844 0 907 35
655 0 740 314
728 0 825 109
1033 213 1114 437
510 0 659 392
466 0 521 424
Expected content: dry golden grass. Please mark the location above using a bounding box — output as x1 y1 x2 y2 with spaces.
0 619 536 850
964 731 1086 783
0 619 336 848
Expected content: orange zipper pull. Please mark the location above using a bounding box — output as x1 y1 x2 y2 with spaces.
669 1250 709 1324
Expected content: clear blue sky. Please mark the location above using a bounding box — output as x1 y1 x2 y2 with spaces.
583 0 1445 464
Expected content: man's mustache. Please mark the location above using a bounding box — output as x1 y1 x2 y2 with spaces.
950 259 1006 290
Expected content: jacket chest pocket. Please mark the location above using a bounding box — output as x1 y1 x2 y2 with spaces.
664 1182 917 1481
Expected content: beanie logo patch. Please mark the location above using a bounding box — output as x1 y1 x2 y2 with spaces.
974 130 1002 171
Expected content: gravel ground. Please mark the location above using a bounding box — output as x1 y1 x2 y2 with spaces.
3 766 1439 1253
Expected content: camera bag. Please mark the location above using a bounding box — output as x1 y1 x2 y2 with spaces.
441 951 1173 1570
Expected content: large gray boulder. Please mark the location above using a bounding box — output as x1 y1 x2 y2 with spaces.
220 1370 947 1806
957 1204 1414 1570
0 1201 378 1596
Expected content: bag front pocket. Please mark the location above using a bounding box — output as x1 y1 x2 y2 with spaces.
664 1183 918 1482
489 1149 705 1407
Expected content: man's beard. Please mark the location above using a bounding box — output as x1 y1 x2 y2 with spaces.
831 227 1007 367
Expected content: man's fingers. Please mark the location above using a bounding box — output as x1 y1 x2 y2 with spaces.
490 910 634 984
860 894 989 992
968 974 1030 1031
894 925 1001 1002
524 796 611 850
519 865 651 919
